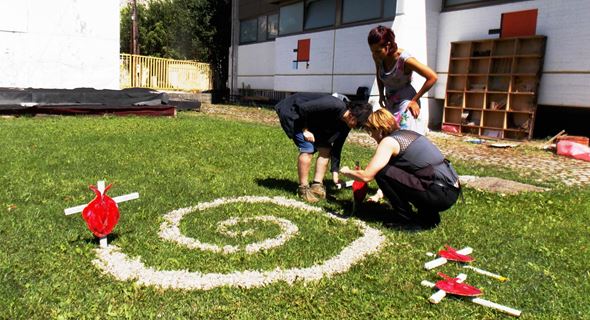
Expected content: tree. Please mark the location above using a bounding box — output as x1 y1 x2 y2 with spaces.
120 0 231 91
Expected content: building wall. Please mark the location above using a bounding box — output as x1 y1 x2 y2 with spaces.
234 0 590 114
436 0 590 108
0 0 120 89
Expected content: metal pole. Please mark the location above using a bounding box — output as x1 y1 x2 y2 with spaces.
230 0 239 96
131 0 139 55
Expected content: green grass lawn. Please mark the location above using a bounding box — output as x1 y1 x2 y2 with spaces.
1 113 589 319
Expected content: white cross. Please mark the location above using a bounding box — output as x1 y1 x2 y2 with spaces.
64 180 139 248
420 273 521 317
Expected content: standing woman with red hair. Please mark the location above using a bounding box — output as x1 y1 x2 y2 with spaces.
368 25 437 134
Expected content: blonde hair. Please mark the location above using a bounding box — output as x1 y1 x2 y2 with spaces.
364 108 399 138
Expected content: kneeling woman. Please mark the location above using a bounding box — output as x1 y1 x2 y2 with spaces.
340 108 460 228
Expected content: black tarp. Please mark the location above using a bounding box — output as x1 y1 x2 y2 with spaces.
0 87 200 116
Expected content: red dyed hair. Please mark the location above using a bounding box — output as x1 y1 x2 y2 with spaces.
367 25 398 55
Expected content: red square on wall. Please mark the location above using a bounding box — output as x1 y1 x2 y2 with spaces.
501 9 538 38
297 39 310 62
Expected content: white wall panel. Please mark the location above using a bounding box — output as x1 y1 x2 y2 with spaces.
238 41 275 75
0 0 119 89
274 75 332 93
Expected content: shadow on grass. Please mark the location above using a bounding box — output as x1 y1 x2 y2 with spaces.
81 232 121 245
255 177 299 194
256 177 432 232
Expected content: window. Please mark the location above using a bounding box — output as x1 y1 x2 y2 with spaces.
239 18 257 43
443 0 528 11
383 0 397 18
268 14 278 39
279 2 304 35
258 16 267 41
342 0 381 23
304 0 336 30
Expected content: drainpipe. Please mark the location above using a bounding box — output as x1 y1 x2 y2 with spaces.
230 0 239 96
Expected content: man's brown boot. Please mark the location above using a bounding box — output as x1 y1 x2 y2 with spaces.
297 185 319 203
310 182 326 199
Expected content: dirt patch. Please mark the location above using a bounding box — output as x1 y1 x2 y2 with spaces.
459 176 547 194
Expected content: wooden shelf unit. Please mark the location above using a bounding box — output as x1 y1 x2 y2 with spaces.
442 36 546 140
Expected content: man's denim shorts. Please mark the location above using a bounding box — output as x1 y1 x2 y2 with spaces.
293 131 315 153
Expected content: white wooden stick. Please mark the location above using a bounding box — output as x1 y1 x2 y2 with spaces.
463 265 509 282
336 180 354 189
64 192 140 215
427 273 467 304
420 279 521 317
424 247 473 270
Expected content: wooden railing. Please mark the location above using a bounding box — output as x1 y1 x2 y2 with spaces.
120 54 212 92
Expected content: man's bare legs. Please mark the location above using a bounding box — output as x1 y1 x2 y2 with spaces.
312 147 331 183
297 152 313 186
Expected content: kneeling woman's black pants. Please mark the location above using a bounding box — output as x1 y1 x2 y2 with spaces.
375 166 460 226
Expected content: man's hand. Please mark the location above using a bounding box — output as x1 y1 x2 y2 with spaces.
332 171 340 184
379 95 386 108
303 129 315 143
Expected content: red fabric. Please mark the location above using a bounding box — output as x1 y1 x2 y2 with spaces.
557 141 590 162
82 184 120 238
438 245 474 262
435 272 482 297
352 180 368 203
352 163 368 202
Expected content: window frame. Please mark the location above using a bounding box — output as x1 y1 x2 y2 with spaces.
238 0 399 44
442 0 530 12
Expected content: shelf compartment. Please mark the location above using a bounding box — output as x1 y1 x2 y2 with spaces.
491 57 513 74
512 75 538 93
492 39 516 56
446 92 464 107
481 128 503 139
465 92 484 109
488 75 510 92
451 42 471 58
466 75 487 91
472 40 492 57
517 37 546 55
449 59 469 74
482 111 505 129
513 57 542 74
447 75 466 91
509 94 535 112
486 93 508 110
469 58 491 74
507 113 532 131
443 108 462 124
461 110 482 126
462 125 480 135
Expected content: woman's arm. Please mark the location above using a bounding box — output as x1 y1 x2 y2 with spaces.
340 137 400 182
375 62 386 108
405 57 438 118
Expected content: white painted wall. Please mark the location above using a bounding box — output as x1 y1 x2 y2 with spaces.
237 41 275 90
436 0 590 107
0 0 120 89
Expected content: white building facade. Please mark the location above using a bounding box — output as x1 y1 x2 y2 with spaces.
230 0 590 134
0 0 120 89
